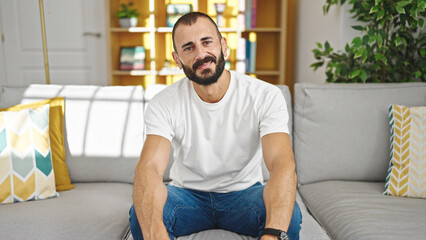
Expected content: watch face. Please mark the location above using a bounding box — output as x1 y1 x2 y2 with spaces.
279 231 289 240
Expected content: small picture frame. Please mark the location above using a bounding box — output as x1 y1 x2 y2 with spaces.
119 46 145 70
166 4 192 27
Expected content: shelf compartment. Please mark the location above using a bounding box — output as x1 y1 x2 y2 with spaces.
112 70 156 76
110 27 155 33
244 28 281 33
247 70 280 76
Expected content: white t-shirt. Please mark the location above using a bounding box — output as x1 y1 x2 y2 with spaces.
145 70 289 193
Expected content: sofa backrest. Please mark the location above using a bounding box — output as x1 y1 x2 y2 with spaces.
294 83 426 186
0 84 144 184
144 84 294 182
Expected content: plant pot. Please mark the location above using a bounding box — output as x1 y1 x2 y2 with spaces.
119 17 138 28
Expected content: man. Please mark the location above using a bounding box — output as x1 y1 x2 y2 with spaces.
129 12 302 240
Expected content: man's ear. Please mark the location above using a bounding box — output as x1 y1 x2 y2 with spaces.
221 37 228 58
172 52 182 69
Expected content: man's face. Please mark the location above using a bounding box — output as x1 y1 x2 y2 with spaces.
172 17 227 86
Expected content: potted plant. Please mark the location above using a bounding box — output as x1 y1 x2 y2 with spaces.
311 0 425 83
116 2 140 28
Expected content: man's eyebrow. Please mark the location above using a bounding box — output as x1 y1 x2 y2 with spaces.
201 36 213 41
181 41 193 49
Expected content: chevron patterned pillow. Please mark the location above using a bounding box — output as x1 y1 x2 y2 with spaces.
0 104 58 204
384 104 426 198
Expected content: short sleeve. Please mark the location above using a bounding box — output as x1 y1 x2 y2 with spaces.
145 95 174 142
259 87 289 138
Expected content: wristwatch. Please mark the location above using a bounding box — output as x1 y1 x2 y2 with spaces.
261 228 289 240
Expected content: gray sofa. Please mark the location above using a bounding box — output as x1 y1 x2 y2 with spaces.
294 83 426 240
0 82 424 240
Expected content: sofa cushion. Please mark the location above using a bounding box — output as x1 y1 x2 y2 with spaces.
299 181 426 240
0 97 74 191
0 183 132 240
294 83 426 185
0 104 58 204
0 85 144 184
384 104 426 198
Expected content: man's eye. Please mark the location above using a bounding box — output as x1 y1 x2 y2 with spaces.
204 41 212 45
184 46 193 52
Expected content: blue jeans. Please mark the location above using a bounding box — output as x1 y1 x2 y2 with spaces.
129 182 302 240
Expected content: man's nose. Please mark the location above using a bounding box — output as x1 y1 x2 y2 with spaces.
194 44 208 60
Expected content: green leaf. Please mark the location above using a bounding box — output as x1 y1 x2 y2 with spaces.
352 37 363 49
310 62 324 70
349 69 361 79
362 50 368 63
375 53 388 64
415 71 422 78
377 35 383 48
369 35 377 44
325 41 331 51
419 18 425 28
316 42 323 49
352 25 364 31
375 0 382 5
397 1 411 8
419 2 426 11
420 48 426 57
377 9 385 20
396 6 406 14
360 70 367 83
395 37 403 46
370 6 379 13
345 43 351 52
354 49 364 59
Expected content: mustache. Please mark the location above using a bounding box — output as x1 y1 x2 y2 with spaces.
192 55 217 71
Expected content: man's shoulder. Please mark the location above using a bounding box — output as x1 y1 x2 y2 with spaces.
231 71 281 95
151 78 190 103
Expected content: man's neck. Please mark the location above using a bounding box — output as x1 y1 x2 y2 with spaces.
192 70 231 103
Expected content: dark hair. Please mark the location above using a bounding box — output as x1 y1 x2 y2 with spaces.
172 12 222 52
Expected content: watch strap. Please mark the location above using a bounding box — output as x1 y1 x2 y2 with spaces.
261 228 288 239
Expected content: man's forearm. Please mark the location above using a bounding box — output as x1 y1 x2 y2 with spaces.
133 162 170 240
263 160 297 232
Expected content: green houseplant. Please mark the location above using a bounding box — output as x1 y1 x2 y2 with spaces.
311 0 426 83
116 2 140 28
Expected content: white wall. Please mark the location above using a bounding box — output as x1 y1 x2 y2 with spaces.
294 0 360 84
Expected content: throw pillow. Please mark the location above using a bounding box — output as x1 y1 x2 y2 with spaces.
0 104 58 204
384 104 426 198
0 98 74 191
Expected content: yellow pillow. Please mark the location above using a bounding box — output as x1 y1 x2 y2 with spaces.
0 98 74 191
0 104 58 204
384 104 426 198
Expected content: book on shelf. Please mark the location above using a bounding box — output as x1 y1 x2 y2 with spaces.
245 33 257 73
119 46 145 70
251 0 257 28
244 0 257 29
245 0 251 29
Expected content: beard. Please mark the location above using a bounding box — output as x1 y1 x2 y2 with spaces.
180 50 226 86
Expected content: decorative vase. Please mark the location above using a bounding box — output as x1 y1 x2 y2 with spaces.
119 17 138 28
214 3 226 27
